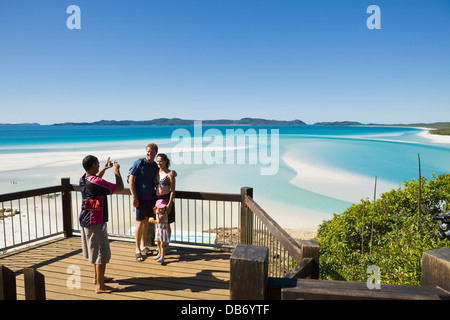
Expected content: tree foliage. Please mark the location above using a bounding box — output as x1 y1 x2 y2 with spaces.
316 173 450 285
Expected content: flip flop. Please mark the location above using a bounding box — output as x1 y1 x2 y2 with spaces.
141 247 152 256
136 252 145 261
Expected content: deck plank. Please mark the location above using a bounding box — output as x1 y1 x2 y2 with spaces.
0 236 231 300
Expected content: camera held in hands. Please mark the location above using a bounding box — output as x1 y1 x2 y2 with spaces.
432 211 450 241
107 161 114 167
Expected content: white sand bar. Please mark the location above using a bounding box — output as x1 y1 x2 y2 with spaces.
283 153 396 203
417 129 450 144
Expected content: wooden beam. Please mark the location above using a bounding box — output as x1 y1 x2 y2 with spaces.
301 240 319 279
266 277 297 300
240 187 253 245
24 268 46 300
61 178 73 238
421 247 450 292
230 244 268 300
282 278 450 300
284 258 313 279
0 265 16 300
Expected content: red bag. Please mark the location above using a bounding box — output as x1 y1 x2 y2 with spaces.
82 198 102 211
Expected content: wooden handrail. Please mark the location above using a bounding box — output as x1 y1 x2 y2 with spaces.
71 185 241 201
2 180 311 274
175 190 241 202
244 195 303 262
0 185 65 202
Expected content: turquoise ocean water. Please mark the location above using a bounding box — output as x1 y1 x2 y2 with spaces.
1 125 449 230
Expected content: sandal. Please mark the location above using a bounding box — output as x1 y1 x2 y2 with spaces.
136 252 145 262
141 247 152 256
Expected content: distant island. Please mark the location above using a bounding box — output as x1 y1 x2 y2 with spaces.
0 122 40 126
314 121 364 126
1 118 449 135
52 119 450 135
52 118 307 126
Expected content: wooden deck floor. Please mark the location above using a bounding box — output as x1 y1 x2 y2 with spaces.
0 236 231 300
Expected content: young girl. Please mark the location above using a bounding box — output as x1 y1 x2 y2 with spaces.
155 154 177 243
150 199 170 263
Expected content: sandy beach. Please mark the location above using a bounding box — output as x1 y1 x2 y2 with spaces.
418 129 450 144
285 228 317 241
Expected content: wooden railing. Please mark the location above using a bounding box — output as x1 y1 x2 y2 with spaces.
240 187 318 278
1 179 315 281
0 179 72 252
70 185 242 248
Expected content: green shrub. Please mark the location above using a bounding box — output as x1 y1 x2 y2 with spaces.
316 173 450 285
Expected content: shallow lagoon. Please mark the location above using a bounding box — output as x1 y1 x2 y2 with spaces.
1 125 449 231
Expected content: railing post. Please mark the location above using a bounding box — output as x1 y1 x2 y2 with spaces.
421 247 450 291
61 178 73 238
230 244 268 300
24 268 46 300
0 265 17 300
301 240 320 279
240 187 253 245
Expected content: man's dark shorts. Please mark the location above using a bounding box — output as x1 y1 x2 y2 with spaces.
135 199 156 221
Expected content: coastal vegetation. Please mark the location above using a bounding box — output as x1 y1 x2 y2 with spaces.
316 173 450 285
431 128 450 135
427 123 450 136
385 122 450 136
312 121 450 136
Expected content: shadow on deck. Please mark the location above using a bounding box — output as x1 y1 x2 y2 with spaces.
0 236 231 300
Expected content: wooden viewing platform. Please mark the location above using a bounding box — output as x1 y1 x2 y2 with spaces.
0 236 231 300
3 179 450 301
1 180 320 300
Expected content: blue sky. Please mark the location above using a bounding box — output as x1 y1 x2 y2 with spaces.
0 0 449 125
